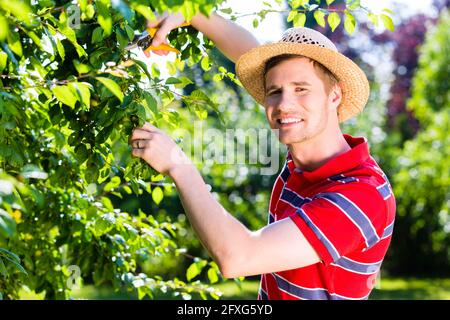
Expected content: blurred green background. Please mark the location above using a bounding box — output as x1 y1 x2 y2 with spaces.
1 0 449 300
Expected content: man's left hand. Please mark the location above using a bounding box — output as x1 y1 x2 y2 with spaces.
129 122 191 176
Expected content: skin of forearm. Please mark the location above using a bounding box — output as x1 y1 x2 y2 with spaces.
190 12 260 63
169 163 251 276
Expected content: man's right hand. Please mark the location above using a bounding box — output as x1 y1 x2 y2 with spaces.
145 10 259 64
145 12 187 57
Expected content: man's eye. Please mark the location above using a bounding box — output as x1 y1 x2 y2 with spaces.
267 89 281 96
295 87 306 92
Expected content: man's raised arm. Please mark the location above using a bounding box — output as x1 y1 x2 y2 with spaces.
148 12 260 63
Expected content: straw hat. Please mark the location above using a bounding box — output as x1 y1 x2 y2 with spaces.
235 27 369 123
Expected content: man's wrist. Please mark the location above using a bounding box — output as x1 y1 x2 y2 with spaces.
168 162 196 182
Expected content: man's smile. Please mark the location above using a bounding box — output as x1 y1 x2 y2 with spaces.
276 117 305 128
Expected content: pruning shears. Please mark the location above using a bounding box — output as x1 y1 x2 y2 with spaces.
125 23 190 54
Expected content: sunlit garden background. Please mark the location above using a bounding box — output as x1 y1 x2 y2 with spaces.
0 0 449 300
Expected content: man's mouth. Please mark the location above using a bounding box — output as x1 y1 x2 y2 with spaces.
276 118 304 127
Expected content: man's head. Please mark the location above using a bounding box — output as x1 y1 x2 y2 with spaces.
236 27 370 124
263 54 342 145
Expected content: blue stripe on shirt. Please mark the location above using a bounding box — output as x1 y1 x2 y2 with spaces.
296 209 341 262
315 192 380 248
273 273 330 300
333 257 381 274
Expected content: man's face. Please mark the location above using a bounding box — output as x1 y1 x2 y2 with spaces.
263 57 338 146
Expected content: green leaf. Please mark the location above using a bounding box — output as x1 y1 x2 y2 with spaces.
57 12 86 57
133 58 152 80
94 216 112 236
165 77 182 85
131 4 156 21
287 10 297 22
151 187 163 205
95 77 124 102
0 209 16 238
344 11 357 35
22 30 42 49
104 176 121 192
347 0 361 11
56 38 65 60
207 267 219 284
291 0 308 9
166 60 177 76
92 26 104 43
313 9 326 28
0 248 21 263
96 0 112 37
174 76 194 89
6 31 22 57
368 13 379 27
101 197 114 211
0 0 34 26
125 25 135 41
252 18 259 28
74 144 89 164
2 255 27 275
0 51 7 72
144 92 159 115
380 14 395 31
0 258 6 277
328 12 341 32
326 0 335 5
186 260 207 281
53 85 78 108
200 55 211 71
73 60 91 74
116 27 129 50
219 7 232 14
0 15 8 42
80 85 95 109
293 12 306 28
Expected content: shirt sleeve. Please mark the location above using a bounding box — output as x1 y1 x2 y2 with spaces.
289 183 387 265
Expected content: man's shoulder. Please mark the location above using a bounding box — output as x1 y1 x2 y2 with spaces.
315 160 393 209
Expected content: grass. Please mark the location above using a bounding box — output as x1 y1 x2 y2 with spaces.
19 277 450 300
68 277 450 300
214 277 450 300
369 277 450 300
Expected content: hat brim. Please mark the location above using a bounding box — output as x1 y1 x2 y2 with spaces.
235 43 369 123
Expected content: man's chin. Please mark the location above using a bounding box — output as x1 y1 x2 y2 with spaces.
278 134 307 146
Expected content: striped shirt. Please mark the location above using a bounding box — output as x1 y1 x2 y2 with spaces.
258 135 396 300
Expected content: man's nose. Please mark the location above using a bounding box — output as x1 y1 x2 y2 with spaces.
277 92 296 112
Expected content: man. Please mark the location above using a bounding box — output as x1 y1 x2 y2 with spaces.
130 12 396 300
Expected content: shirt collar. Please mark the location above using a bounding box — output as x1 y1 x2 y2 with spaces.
286 134 370 182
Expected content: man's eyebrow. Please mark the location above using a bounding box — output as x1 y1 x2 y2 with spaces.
265 81 312 91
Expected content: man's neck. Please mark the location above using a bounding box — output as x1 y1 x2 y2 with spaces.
288 130 351 172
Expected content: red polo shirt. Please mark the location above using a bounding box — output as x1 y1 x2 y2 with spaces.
258 135 396 300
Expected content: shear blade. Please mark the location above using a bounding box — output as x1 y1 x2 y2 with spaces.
125 30 150 51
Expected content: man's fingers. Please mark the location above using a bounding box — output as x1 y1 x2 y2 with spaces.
130 129 154 144
131 139 148 149
151 22 174 48
153 50 169 56
131 146 145 158
147 12 167 28
142 122 159 132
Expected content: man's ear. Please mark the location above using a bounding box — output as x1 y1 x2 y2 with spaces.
329 83 343 109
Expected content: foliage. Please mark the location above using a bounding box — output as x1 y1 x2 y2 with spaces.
385 10 450 276
0 0 225 300
0 0 392 299
372 14 432 143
